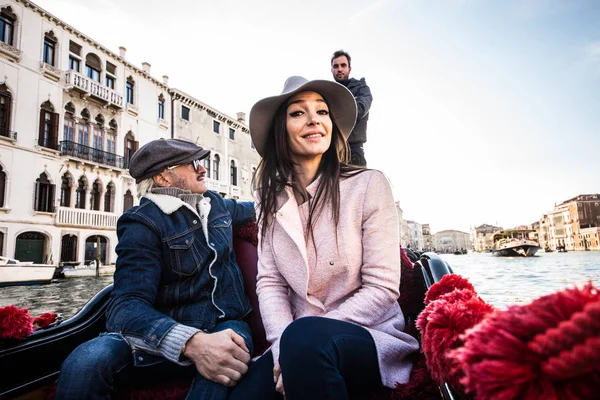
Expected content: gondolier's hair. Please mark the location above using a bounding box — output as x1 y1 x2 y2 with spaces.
137 178 154 198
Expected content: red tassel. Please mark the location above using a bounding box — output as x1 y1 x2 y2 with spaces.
452 283 600 400
0 305 34 340
33 312 58 330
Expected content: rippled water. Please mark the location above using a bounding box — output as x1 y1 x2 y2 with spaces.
1 252 599 318
441 251 600 309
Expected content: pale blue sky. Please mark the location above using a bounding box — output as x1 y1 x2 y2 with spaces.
36 0 600 233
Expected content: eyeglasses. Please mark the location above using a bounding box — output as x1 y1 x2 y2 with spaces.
167 159 202 173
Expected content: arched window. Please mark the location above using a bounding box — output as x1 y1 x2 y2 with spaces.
43 31 57 66
63 103 75 143
78 109 90 146
34 172 55 212
123 189 133 212
38 101 58 149
0 165 6 207
230 160 238 186
213 154 220 180
158 94 165 119
93 115 104 156
104 182 115 212
90 179 102 211
0 84 12 138
85 53 102 82
124 131 138 168
203 154 211 178
126 76 135 105
0 6 16 46
75 176 87 209
60 174 72 207
106 120 117 164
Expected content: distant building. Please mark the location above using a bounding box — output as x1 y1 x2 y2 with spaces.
539 194 600 251
470 224 502 252
433 230 471 253
422 224 432 251
395 201 409 247
406 220 423 250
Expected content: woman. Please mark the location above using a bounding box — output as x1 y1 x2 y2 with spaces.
230 77 419 399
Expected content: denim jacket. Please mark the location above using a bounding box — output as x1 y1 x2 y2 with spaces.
106 190 254 363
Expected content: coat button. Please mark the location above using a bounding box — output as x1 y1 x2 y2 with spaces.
193 220 198 224
150 334 157 341
329 261 334 265
138 356 144 362
185 240 189 244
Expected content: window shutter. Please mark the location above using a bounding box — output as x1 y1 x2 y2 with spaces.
34 182 40 211
52 113 59 148
38 110 46 145
48 184 56 212
134 141 139 152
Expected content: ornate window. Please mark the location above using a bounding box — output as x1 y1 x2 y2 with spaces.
60 174 72 207
75 176 87 209
38 101 59 149
0 84 12 138
203 154 211 178
34 172 55 212
90 179 102 211
124 131 138 167
63 103 75 142
123 189 133 212
213 154 220 180
0 7 16 46
105 61 116 89
0 165 6 207
93 115 104 151
126 77 135 105
230 160 238 186
107 120 117 155
43 32 57 66
78 109 90 146
85 53 102 82
104 182 115 212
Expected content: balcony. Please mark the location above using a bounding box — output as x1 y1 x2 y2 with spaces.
64 71 123 109
0 127 17 141
40 62 62 82
55 206 118 230
59 140 129 169
38 137 60 151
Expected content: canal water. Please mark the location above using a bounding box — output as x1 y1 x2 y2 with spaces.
1 251 599 319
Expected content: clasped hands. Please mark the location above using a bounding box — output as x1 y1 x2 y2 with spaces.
183 328 250 387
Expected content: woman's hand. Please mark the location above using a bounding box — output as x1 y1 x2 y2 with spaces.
273 361 285 396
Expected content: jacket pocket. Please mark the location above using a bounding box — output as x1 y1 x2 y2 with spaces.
166 233 203 276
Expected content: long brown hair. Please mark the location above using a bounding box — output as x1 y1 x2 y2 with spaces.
253 95 366 245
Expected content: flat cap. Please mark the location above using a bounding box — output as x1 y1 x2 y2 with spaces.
129 138 210 183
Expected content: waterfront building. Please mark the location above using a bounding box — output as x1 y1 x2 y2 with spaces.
540 194 600 251
406 220 424 250
422 223 432 251
170 89 259 201
433 230 471 253
0 0 258 264
395 201 409 247
470 223 502 252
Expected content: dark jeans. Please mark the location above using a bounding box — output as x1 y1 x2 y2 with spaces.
230 317 381 400
55 320 252 400
350 146 367 167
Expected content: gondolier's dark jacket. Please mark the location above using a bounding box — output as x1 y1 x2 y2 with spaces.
106 190 254 364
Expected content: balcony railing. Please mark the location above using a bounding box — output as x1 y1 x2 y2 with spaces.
64 71 123 109
55 206 118 229
0 127 17 140
59 140 129 169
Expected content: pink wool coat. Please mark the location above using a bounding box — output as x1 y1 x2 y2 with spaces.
256 169 420 388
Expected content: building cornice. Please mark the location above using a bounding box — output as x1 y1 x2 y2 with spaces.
19 0 168 90
169 88 250 134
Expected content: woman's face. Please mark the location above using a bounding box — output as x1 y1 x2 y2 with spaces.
285 91 333 164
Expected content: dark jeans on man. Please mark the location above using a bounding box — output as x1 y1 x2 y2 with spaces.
230 317 381 400
350 146 367 167
55 320 252 400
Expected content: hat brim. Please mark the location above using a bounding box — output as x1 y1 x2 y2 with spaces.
249 79 357 158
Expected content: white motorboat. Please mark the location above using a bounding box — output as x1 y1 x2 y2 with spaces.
491 229 541 257
0 257 57 287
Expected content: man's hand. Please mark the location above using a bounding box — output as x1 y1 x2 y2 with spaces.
183 329 251 386
274 361 285 396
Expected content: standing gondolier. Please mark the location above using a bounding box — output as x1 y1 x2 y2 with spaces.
330 49 373 166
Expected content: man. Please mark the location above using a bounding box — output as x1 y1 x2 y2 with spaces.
331 49 373 166
56 139 255 399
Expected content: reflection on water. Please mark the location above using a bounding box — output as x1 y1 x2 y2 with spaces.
442 251 600 309
1 252 599 318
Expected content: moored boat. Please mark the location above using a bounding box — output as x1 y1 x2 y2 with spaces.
0 257 57 287
491 229 541 257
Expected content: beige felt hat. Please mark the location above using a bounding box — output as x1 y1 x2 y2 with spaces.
249 76 357 157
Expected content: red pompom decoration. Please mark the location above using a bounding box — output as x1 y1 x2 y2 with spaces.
0 305 34 340
33 312 58 330
451 283 600 400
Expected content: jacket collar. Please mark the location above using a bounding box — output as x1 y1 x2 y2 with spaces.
144 193 204 216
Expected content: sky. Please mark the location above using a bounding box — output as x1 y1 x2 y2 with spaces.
35 0 600 234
